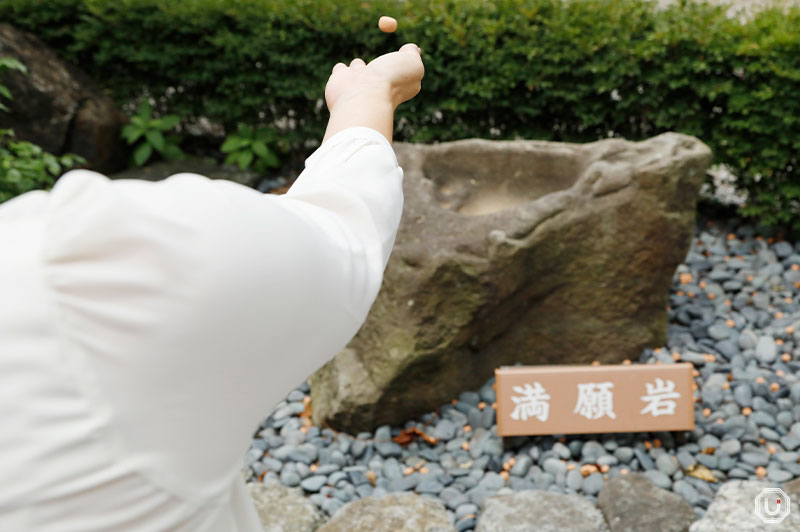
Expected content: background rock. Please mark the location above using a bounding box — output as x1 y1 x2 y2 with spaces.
248 481 327 532
597 473 696 532
0 23 128 173
475 490 609 532
311 132 712 433
316 492 455 532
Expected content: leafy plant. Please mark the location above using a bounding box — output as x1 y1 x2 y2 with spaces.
220 123 282 174
0 57 26 112
121 99 185 166
1 56 85 203
0 129 86 203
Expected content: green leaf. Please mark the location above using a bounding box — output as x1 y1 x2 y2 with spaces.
136 100 152 120
0 57 26 73
224 152 238 166
145 130 166 151
0 85 12 100
151 115 181 130
121 124 144 144
221 136 250 153
237 150 254 169
260 149 280 168
251 140 270 158
239 123 254 138
254 128 274 143
133 142 153 166
161 143 184 161
44 155 60 176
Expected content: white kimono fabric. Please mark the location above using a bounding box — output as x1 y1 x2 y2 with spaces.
0 126 404 531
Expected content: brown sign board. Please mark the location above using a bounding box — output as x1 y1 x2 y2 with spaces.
495 363 695 436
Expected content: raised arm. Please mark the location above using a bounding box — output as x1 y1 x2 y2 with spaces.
40 42 425 497
322 42 424 145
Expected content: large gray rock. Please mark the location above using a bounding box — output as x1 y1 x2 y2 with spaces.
784 476 800 500
689 480 800 531
0 23 129 173
311 132 712 432
248 481 327 532
475 490 609 532
317 492 455 532
597 473 696 532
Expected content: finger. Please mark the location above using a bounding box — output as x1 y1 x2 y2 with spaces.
399 43 422 55
349 58 366 68
332 62 347 73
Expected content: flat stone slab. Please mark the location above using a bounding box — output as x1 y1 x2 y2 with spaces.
475 490 609 532
689 480 800 532
248 480 327 532
317 492 455 532
597 473 696 532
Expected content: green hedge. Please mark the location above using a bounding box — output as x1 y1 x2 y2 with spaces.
2 0 799 234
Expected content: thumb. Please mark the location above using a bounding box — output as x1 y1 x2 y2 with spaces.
399 42 422 55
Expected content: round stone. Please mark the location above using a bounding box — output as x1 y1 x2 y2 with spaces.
300 475 328 492
582 473 604 495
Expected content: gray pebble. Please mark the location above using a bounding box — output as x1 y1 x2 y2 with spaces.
543 458 566 476
698 434 721 450
677 451 696 470
740 451 770 466
456 517 477 532
552 442 571 460
322 497 344 515
479 471 505 491
738 329 758 350
280 470 301 487
781 435 800 450
767 469 793 482
749 411 777 427
433 418 456 440
656 453 679 476
756 336 777 363
455 502 478 520
566 469 583 490
673 480 700 505
439 486 468 509
416 478 445 495
644 470 672 489
634 448 655 470
300 475 327 492
614 447 634 463
733 384 753 407
582 473 604 495
708 324 731 340
510 455 532 477
720 439 741 456
582 441 604 461
376 441 403 458
696 454 717 469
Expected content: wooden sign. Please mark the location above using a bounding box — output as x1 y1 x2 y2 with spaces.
495 363 695 436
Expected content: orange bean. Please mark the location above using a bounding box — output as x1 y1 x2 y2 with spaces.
378 16 398 33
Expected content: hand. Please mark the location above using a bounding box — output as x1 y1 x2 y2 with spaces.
325 43 424 112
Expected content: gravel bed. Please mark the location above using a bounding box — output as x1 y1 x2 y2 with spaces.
243 211 800 531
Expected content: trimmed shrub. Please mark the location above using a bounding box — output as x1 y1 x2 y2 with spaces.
1 0 798 234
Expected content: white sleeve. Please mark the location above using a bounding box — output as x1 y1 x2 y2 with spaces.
41 126 404 499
